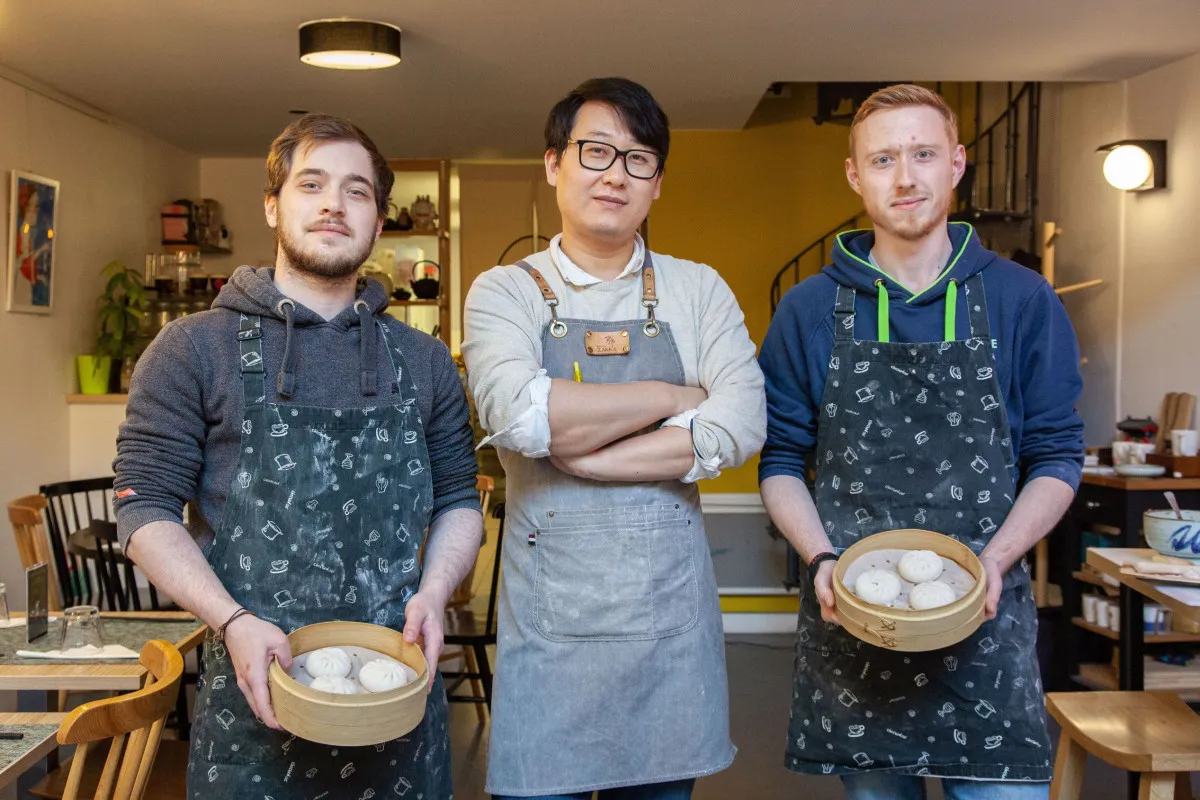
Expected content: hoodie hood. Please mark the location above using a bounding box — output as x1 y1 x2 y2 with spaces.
212 265 393 399
824 221 998 306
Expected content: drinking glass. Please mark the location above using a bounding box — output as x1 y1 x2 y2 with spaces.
59 605 104 651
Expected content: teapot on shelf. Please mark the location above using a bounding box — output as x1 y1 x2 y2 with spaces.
410 260 440 300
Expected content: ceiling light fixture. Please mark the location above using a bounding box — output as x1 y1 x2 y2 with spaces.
1097 140 1167 191
299 19 402 71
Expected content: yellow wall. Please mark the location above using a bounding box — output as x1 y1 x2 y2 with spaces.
651 117 862 492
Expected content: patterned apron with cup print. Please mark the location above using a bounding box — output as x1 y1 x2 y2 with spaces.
785 275 1052 782
187 313 452 799
485 254 734 796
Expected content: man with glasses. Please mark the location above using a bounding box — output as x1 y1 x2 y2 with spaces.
463 77 765 799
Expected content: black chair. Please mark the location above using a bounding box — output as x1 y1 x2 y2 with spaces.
38 477 194 738
39 477 165 611
442 502 505 712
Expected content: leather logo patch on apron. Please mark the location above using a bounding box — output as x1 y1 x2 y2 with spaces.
584 328 631 355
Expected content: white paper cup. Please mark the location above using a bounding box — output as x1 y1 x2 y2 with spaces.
1096 601 1111 627
1172 430 1199 458
1083 595 1099 624
1110 609 1121 633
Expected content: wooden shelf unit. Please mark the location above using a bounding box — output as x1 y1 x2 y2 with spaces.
1074 661 1200 702
383 158 451 346
379 230 442 239
1072 617 1200 644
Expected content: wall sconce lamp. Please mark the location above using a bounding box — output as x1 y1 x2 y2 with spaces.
1097 140 1167 191
299 19 402 70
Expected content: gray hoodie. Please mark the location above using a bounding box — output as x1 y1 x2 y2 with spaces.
113 265 479 550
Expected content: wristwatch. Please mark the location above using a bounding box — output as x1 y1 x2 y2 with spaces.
807 551 839 582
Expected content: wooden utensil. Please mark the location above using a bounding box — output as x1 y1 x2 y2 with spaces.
1157 393 1179 453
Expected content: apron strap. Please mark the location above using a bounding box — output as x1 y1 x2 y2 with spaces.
963 273 991 340
516 248 661 338
833 284 857 341
375 317 404 395
237 313 266 407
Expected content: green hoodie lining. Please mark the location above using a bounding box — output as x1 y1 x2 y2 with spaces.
834 221 975 304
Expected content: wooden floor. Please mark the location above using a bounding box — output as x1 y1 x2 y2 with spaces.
447 634 1200 800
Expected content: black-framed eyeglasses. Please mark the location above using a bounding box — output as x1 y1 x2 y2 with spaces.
568 139 662 180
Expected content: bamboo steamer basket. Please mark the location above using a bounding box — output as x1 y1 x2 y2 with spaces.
833 529 987 652
267 620 429 745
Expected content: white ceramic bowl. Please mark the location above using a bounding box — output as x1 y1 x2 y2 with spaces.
1144 509 1200 561
1115 463 1167 478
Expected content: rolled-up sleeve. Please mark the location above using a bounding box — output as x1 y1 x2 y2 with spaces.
680 266 765 479
462 267 551 457
113 323 207 548
1015 283 1085 490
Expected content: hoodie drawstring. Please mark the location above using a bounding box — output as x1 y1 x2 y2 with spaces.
873 278 958 344
356 300 378 397
275 299 297 399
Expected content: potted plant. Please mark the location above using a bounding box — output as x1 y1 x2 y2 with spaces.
77 260 146 394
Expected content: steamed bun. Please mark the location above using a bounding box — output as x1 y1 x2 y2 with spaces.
309 675 358 695
898 550 944 583
358 657 414 693
909 580 957 610
853 569 903 606
303 647 353 679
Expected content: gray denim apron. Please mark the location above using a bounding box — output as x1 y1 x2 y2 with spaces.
485 253 735 797
187 312 453 799
785 275 1051 782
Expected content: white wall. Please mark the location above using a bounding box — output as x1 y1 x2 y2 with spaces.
199 157 276 274
0 75 198 610
1041 52 1200 445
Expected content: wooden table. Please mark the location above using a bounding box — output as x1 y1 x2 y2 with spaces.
0 712 66 791
1085 547 1200 800
0 611 205 693
1057 473 1200 690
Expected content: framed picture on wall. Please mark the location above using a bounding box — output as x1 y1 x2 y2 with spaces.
6 171 60 314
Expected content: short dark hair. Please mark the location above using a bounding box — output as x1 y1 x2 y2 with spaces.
265 113 394 218
544 77 670 171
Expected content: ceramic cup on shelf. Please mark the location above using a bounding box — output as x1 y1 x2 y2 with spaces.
1083 594 1099 624
1172 430 1199 457
1143 605 1170 634
1096 600 1111 628
1110 609 1121 633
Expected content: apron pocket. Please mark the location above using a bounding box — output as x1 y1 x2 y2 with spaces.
533 515 698 642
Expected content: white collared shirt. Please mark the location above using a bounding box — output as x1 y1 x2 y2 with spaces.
550 233 646 286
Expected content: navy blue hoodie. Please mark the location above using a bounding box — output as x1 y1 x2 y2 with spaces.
759 221 1084 491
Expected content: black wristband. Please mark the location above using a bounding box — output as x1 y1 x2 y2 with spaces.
807 552 839 581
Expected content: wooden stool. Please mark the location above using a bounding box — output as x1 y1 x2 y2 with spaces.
1047 691 1200 800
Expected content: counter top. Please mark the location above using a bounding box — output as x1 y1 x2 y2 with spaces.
1082 471 1200 491
66 394 127 405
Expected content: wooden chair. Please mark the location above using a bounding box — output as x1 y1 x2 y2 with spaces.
1047 691 1200 799
8 494 63 610
30 639 185 800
